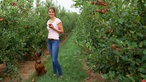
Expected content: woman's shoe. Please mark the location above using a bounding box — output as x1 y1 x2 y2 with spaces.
53 74 57 77
60 75 64 79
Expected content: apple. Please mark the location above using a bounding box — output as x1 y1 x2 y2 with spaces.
10 2 16 6
96 9 100 12
97 1 102 5
48 24 52 27
91 1 96 5
102 36 106 40
111 44 116 49
142 80 146 82
103 3 107 6
104 8 109 11
115 48 120 52
100 9 106 14
0 18 4 21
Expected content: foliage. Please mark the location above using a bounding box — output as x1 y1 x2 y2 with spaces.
74 0 146 81
0 0 78 80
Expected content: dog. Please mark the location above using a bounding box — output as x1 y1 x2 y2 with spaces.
34 59 47 76
32 51 47 82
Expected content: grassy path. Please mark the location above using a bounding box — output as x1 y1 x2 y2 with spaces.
30 32 87 82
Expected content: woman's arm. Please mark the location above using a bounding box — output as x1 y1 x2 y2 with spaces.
57 22 64 34
50 22 64 34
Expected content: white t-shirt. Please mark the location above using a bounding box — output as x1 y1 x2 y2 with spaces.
47 18 61 40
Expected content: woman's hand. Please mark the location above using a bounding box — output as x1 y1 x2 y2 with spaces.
48 24 57 31
48 24 53 28
48 23 64 34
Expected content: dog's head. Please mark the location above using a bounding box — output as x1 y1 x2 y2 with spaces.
33 52 42 60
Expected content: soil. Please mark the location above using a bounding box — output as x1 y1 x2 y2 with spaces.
83 61 106 82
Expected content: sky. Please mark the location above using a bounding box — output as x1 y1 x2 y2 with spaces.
52 0 80 14
41 0 80 14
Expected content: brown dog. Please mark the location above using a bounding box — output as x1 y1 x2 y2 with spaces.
35 59 47 76
32 52 47 82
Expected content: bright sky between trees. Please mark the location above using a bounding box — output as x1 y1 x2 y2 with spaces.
41 0 80 14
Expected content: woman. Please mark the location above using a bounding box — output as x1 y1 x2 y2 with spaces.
47 7 64 78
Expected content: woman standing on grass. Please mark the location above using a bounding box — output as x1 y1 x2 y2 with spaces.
47 7 64 79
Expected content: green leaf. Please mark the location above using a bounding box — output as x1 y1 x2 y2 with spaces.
118 18 124 24
130 30 135 34
139 68 146 73
128 42 137 49
144 4 146 7
132 42 138 48
109 71 116 78
140 74 146 79
143 50 146 55
110 7 116 13
126 75 135 82
122 12 129 17
144 40 146 47
139 42 143 48
137 33 143 37
119 77 132 82
102 74 108 79
0 78 3 81
113 50 120 56
122 56 128 61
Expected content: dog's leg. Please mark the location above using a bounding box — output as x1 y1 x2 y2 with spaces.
32 75 39 82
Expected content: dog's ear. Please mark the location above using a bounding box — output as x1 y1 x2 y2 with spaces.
33 53 40 60
38 50 42 57
33 50 42 60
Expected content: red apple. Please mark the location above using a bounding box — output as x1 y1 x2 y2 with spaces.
103 3 107 6
100 9 106 14
0 18 4 21
91 1 96 5
111 44 116 49
115 48 120 52
10 2 16 6
142 80 146 82
104 8 109 11
96 9 100 12
97 1 102 5
49 24 52 27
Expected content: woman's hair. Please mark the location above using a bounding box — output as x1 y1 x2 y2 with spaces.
48 7 56 16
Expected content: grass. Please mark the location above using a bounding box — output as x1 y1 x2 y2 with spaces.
26 31 87 82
